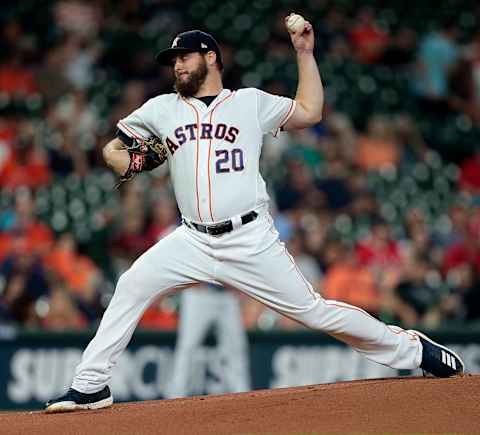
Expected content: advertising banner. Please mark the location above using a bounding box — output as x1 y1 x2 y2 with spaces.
1 328 479 410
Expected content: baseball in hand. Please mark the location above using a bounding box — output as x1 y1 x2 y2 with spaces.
286 14 306 34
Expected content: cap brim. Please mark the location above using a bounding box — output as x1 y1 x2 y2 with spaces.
155 47 199 65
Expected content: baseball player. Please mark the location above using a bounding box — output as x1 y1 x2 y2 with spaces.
46 15 464 413
165 284 250 398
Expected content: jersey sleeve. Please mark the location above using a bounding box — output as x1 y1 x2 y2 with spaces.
116 100 157 141
255 89 296 137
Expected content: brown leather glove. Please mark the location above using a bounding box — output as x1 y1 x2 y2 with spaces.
115 136 168 188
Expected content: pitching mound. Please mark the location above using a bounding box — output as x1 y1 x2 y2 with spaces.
1 375 478 434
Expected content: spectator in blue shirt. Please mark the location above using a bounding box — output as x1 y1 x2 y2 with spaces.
413 24 459 113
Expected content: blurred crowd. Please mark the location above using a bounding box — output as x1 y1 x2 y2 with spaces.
1 0 480 332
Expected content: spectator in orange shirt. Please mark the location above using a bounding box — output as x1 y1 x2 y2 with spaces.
44 233 101 305
356 116 400 171
139 295 178 330
323 241 381 315
42 286 88 331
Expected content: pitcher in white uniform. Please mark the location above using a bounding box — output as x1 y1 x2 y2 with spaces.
46 15 464 413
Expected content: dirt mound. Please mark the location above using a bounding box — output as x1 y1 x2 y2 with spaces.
1 375 478 434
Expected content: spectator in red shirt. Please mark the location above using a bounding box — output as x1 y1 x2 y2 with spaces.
443 221 480 276
0 51 37 97
349 8 389 64
356 219 403 266
459 154 480 195
0 190 53 261
356 218 405 292
0 119 51 190
110 209 152 277
147 197 179 242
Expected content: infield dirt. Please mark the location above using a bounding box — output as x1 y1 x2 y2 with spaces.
1 375 478 434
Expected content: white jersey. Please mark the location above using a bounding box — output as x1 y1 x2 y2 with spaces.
117 88 295 223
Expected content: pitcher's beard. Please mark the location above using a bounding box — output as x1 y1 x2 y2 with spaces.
174 60 208 98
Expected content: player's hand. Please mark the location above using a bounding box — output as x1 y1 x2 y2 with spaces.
285 13 314 53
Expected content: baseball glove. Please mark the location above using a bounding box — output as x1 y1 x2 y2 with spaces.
115 135 168 188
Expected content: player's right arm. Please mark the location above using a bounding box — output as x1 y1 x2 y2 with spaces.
282 15 324 130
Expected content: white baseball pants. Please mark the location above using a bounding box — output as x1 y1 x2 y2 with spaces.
72 212 422 393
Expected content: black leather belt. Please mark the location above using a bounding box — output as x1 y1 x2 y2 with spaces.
183 211 258 236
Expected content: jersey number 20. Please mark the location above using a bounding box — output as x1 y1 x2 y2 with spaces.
215 149 245 173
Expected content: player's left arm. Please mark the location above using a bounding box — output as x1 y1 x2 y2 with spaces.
103 137 130 176
282 15 324 130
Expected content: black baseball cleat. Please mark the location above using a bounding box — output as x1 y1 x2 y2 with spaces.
45 386 113 413
409 330 465 378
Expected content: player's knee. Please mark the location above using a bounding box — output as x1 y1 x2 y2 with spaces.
292 311 321 330
115 270 151 303
289 299 337 332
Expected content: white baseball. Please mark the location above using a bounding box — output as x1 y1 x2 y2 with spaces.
286 14 305 34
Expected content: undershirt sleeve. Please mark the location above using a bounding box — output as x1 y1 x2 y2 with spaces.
116 129 134 146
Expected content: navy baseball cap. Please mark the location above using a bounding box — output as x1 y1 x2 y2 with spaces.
155 30 223 69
